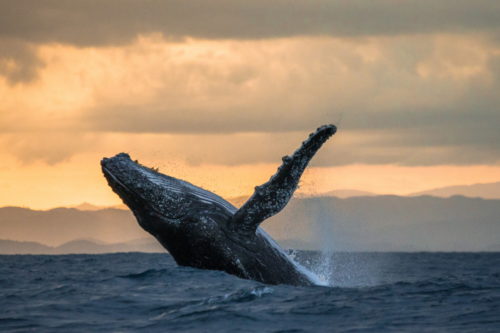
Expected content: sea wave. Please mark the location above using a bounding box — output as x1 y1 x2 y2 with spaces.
1 252 499 332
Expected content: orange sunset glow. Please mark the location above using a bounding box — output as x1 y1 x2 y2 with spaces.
1 2 499 210
2 4 500 332
2 4 500 333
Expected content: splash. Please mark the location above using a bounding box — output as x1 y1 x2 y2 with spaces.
257 228 327 286
315 250 335 285
286 249 329 287
307 199 336 286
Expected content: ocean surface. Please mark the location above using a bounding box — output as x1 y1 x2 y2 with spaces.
1 252 499 332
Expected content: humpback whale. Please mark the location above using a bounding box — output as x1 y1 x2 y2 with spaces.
101 124 336 286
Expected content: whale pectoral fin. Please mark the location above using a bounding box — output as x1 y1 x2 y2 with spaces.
230 124 337 236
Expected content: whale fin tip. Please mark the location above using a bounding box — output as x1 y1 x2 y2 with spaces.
231 124 337 236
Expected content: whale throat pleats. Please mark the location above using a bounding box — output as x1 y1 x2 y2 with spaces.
230 124 337 236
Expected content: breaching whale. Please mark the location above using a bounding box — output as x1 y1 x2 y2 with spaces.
101 124 336 286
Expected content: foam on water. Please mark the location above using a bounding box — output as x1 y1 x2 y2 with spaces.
257 228 327 286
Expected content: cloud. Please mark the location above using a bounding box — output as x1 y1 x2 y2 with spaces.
1 0 499 83
1 0 500 45
0 39 43 84
79 36 500 157
0 33 499 166
1 128 498 168
0 132 100 165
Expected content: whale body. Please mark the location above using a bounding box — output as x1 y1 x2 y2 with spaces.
101 124 336 286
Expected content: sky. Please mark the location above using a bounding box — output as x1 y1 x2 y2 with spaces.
0 0 499 209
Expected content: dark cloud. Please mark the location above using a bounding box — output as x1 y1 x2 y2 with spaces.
84 104 318 134
83 43 500 166
0 39 43 84
1 1 498 165
1 0 499 83
83 48 500 156
175 129 500 167
0 0 499 46
81 101 500 167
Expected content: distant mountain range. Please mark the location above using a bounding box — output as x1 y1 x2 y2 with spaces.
304 189 376 198
264 195 500 252
0 207 143 246
68 182 500 212
72 202 126 211
315 182 500 199
1 194 499 253
0 238 163 255
409 181 500 199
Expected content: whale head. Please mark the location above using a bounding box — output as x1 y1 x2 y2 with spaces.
101 153 236 246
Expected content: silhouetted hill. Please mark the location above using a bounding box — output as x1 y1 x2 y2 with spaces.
0 239 53 254
72 202 127 211
0 207 144 246
313 189 376 198
410 182 500 199
266 196 500 251
0 238 163 254
1 195 499 252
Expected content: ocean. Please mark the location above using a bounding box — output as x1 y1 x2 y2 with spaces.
1 252 499 332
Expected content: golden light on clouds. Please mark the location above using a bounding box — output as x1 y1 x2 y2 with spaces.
3 33 497 134
1 0 500 209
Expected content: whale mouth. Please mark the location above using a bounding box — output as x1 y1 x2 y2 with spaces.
101 165 128 195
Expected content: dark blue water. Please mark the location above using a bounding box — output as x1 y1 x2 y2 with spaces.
1 252 499 332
